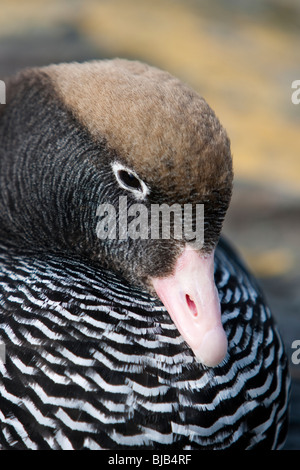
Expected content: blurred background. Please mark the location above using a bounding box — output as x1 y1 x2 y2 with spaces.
0 0 299 449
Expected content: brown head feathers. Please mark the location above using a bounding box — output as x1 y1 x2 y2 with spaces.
43 59 233 202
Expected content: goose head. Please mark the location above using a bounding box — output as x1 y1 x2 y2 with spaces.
0 59 233 367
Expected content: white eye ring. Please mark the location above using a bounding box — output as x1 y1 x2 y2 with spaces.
111 162 150 199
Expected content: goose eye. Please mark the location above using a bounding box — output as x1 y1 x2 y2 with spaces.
112 162 149 199
117 170 142 190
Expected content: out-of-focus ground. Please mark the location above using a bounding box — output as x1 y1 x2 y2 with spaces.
0 0 299 449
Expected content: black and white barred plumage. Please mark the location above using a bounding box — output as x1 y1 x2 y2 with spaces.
0 239 289 450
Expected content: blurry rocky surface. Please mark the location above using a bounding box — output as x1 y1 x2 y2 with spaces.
0 27 104 78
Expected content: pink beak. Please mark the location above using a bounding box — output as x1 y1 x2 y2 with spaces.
151 247 228 367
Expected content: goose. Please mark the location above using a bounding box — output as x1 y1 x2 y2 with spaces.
0 59 289 450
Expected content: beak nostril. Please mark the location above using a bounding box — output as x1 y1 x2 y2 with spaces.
185 294 198 317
